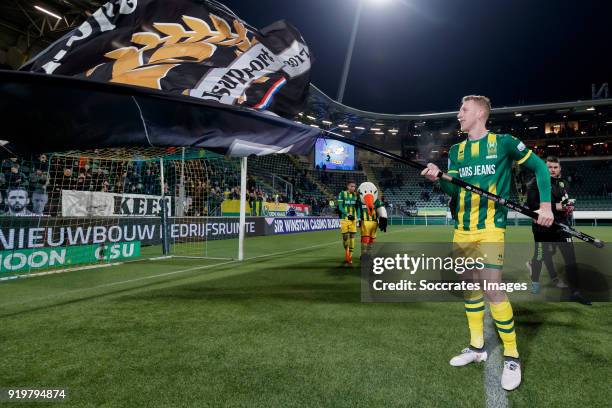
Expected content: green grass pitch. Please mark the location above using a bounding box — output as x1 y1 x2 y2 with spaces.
0 226 610 407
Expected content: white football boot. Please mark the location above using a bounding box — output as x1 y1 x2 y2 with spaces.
501 358 522 391
449 347 488 367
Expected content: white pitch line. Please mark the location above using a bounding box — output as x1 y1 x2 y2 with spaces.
148 256 173 261
483 307 509 408
0 262 123 282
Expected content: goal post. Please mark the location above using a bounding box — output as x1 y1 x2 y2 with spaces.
238 156 247 261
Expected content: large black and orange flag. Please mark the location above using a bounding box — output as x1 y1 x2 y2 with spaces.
1 0 319 155
22 0 312 117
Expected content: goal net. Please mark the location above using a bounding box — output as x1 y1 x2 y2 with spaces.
0 148 244 280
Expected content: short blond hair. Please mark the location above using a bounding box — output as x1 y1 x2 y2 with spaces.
462 95 491 119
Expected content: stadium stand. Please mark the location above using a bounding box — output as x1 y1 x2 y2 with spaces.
3 151 610 217
520 158 612 210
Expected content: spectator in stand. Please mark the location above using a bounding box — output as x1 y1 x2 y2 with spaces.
247 176 256 192
6 163 27 190
114 177 123 193
120 170 131 192
142 167 157 194
92 168 106 191
32 154 49 172
84 169 94 191
75 172 87 191
2 158 19 174
30 169 48 193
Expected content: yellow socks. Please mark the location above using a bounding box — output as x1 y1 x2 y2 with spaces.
464 291 485 349
464 291 519 357
490 300 519 358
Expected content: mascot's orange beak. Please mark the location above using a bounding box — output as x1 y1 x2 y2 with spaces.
364 193 375 216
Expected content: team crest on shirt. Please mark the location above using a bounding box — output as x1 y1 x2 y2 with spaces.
458 143 466 162
486 140 497 159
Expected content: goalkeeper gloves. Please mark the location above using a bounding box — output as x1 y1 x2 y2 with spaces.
378 217 388 232
347 214 355 221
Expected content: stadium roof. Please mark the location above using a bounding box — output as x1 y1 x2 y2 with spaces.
0 1 101 50
302 85 612 155
306 84 612 121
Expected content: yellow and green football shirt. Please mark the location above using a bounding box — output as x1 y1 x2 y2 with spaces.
441 133 550 231
337 191 359 220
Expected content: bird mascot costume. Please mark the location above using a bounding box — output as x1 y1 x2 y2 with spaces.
357 181 388 256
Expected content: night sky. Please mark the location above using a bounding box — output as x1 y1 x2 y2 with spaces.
221 0 611 114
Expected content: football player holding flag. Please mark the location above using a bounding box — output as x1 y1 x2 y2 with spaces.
421 95 554 391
